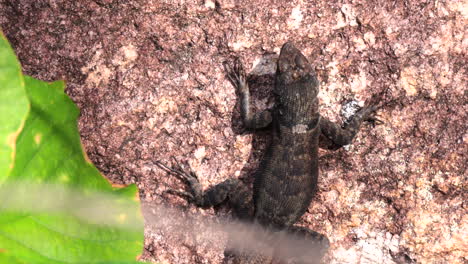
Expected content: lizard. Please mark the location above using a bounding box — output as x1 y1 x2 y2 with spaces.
157 41 381 263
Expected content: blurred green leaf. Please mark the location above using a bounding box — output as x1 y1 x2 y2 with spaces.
0 30 144 263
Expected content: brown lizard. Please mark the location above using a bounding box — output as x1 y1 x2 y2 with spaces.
158 41 381 263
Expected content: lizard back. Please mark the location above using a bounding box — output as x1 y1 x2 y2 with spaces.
253 42 321 228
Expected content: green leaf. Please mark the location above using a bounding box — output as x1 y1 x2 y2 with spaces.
0 251 23 264
0 31 29 183
0 30 144 263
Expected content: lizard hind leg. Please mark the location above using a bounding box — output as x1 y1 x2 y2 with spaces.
156 160 253 214
274 226 329 264
157 160 258 262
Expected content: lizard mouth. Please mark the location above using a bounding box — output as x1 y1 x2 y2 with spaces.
277 42 313 84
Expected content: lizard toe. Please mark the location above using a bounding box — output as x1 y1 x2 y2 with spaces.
164 189 195 202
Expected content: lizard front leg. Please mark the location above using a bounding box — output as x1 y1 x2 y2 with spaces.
224 59 272 130
319 98 381 150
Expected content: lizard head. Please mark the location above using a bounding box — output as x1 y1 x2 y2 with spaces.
275 41 319 94
274 42 320 126
277 42 315 85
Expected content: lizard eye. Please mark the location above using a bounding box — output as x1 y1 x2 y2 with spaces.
294 53 308 69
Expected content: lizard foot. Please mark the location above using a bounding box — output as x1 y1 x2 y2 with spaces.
365 113 384 127
361 104 384 127
223 58 248 93
360 95 385 127
363 89 389 126
155 159 204 205
342 99 383 128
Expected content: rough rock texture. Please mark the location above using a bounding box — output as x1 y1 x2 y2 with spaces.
1 1 466 263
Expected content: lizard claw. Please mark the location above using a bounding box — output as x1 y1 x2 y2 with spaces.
155 159 203 204
164 189 195 202
365 114 384 127
155 159 198 182
361 94 385 126
223 58 248 93
358 106 384 127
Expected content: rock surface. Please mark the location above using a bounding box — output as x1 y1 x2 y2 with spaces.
1 1 466 263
